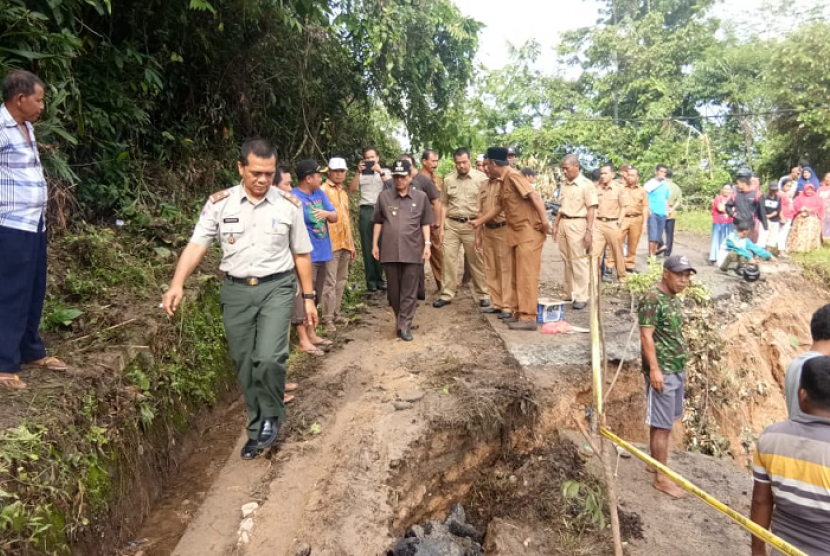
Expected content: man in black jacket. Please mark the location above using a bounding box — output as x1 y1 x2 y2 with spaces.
726 167 767 243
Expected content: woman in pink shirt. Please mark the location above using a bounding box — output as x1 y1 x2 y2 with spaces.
818 173 830 239
778 178 795 256
709 184 733 263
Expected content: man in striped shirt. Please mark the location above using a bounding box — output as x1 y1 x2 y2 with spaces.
0 70 66 390
751 355 830 555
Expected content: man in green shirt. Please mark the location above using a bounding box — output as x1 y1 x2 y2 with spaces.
638 255 694 498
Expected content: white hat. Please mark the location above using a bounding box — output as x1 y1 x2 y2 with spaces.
476 154 485 162
328 157 347 171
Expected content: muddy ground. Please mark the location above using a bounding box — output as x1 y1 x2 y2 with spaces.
107 230 829 556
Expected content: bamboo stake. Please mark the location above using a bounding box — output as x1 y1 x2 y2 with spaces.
589 254 624 556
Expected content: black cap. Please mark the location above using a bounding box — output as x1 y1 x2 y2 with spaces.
521 167 537 177
736 167 752 179
296 159 322 180
507 146 517 155
486 147 508 162
391 159 411 176
663 255 697 274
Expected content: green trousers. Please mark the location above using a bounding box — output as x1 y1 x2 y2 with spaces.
359 204 384 288
220 272 295 440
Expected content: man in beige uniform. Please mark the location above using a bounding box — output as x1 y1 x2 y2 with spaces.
620 167 648 272
161 139 316 460
476 157 515 319
553 154 598 310
472 147 549 331
433 148 490 308
593 164 629 283
421 149 445 291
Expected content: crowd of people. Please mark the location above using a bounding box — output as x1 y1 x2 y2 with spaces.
2 69 829 556
709 162 830 275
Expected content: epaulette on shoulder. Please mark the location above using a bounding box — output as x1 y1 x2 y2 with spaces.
208 189 232 204
281 191 301 208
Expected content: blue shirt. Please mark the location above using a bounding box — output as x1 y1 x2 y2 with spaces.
0 104 47 232
291 187 335 263
647 182 670 217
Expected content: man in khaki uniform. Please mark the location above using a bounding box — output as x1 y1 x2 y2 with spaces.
421 149 445 291
433 148 490 308
553 154 598 310
472 147 549 331
592 164 629 283
161 139 316 460
620 167 648 272
476 158 515 319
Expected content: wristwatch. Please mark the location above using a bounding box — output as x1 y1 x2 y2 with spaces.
302 292 316 300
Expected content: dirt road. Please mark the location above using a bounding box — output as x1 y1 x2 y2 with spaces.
122 229 802 556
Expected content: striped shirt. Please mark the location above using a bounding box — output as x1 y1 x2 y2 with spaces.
753 414 830 554
0 104 47 232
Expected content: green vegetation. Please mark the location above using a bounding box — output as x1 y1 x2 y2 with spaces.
675 210 712 236
0 280 231 555
461 0 830 196
792 245 830 285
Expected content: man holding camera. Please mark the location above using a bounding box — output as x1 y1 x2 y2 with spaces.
349 147 386 292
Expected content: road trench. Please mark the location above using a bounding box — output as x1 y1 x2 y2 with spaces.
118 239 819 556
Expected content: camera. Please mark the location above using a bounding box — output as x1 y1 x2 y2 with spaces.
362 160 376 175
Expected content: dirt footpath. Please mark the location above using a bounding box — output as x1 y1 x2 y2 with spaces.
127 229 797 556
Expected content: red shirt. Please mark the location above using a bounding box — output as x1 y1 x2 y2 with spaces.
779 191 794 221
711 195 732 225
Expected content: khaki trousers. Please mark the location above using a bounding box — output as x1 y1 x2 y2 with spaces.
440 219 489 301
511 233 545 321
322 248 350 323
429 234 443 291
620 215 644 269
592 220 627 280
483 225 515 312
558 217 590 303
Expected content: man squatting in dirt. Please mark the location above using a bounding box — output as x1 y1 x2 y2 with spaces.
638 255 695 498
162 139 317 461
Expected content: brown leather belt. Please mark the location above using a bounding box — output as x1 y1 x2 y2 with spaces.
597 217 618 222
448 216 476 223
559 214 586 219
485 221 507 229
625 213 643 217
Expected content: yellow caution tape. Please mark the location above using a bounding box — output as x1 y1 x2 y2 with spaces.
599 427 808 556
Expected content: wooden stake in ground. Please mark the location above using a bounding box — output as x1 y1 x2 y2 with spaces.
588 254 624 556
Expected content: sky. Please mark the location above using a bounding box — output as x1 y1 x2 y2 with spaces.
450 0 822 71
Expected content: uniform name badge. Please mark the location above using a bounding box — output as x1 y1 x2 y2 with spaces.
390 205 398 217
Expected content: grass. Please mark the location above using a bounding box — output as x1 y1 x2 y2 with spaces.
792 244 830 284
674 209 711 235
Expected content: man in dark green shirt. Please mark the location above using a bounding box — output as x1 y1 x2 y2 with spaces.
638 255 694 498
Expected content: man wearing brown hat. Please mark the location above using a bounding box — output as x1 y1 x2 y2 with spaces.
372 159 434 341
471 147 548 331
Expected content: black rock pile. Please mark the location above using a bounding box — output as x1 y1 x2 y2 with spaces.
387 504 484 556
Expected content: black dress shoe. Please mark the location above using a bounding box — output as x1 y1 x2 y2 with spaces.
479 299 491 308
572 301 587 310
481 307 500 314
626 268 638 274
257 418 280 450
498 312 514 319
417 291 426 300
432 299 452 308
241 439 261 460
398 329 414 341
